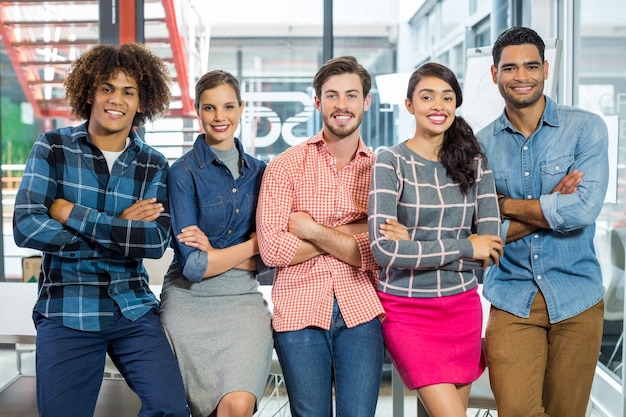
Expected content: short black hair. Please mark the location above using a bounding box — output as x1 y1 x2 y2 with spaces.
492 26 545 67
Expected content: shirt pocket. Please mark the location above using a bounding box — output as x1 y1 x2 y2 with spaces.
540 155 574 193
197 195 226 236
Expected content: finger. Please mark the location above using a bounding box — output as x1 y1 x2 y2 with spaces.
135 202 163 215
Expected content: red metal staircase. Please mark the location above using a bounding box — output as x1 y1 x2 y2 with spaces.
0 0 197 121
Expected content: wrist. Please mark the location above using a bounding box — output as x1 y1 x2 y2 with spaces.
498 195 510 221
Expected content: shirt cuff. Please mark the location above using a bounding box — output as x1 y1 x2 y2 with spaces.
181 250 208 283
65 203 90 234
355 231 377 271
500 218 511 243
539 193 562 230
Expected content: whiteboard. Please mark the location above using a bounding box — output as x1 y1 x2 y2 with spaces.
375 71 412 106
460 39 561 132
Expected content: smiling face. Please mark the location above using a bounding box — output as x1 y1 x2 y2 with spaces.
87 71 141 151
405 75 456 139
315 72 371 141
491 43 548 109
197 83 244 151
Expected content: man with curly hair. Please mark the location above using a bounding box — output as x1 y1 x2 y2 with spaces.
13 43 190 417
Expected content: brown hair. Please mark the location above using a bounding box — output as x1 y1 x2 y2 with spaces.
312 56 371 98
194 70 242 112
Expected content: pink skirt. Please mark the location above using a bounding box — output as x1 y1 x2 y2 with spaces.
378 287 485 390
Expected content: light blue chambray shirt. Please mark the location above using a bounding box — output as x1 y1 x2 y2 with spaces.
477 96 609 323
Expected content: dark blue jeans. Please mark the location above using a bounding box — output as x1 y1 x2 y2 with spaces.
33 309 190 417
274 299 384 417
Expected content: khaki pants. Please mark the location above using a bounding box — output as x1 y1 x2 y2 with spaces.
485 291 604 417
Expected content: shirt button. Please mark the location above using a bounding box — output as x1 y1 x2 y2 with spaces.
555 166 560 171
235 208 240 214
227 229 233 235
523 146 528 150
232 188 237 193
527 195 532 199
534 254 538 259
524 172 530 176
534 234 539 239
537 275 542 280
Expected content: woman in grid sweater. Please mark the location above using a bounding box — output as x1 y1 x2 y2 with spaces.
368 62 502 417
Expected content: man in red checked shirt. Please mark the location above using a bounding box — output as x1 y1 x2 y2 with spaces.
256 55 385 417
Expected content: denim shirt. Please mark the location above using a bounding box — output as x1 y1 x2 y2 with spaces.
167 135 266 282
477 96 608 323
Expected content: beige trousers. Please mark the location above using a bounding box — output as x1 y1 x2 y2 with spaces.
485 291 604 417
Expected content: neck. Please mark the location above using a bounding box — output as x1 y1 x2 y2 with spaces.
89 130 130 152
322 129 360 170
504 96 546 139
207 137 236 152
406 133 443 161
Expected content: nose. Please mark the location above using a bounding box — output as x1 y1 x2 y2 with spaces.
335 95 348 109
108 90 123 104
514 67 529 80
213 108 224 121
432 97 444 111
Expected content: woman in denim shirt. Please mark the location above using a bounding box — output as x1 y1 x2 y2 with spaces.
160 70 272 417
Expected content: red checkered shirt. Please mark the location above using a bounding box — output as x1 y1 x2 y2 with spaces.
257 131 385 332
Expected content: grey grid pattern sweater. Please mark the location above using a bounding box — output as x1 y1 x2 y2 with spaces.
368 142 500 298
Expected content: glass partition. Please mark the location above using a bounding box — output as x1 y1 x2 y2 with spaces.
577 0 626 383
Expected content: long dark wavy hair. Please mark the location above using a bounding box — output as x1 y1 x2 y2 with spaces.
406 62 483 194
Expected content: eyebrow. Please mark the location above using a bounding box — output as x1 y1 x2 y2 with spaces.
324 89 360 94
418 88 454 94
200 101 238 106
500 60 542 68
100 81 139 91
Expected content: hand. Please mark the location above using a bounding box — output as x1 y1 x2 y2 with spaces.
50 198 74 225
177 225 212 252
468 234 504 269
120 198 164 221
379 219 410 241
552 169 583 194
288 211 321 241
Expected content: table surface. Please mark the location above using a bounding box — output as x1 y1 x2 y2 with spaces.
0 282 274 342
0 282 489 339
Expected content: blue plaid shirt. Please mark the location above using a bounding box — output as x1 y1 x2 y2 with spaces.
13 122 171 331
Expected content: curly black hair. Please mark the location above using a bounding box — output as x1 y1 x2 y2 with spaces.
63 43 172 126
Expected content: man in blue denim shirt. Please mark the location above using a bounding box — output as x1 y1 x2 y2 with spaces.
477 27 608 417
